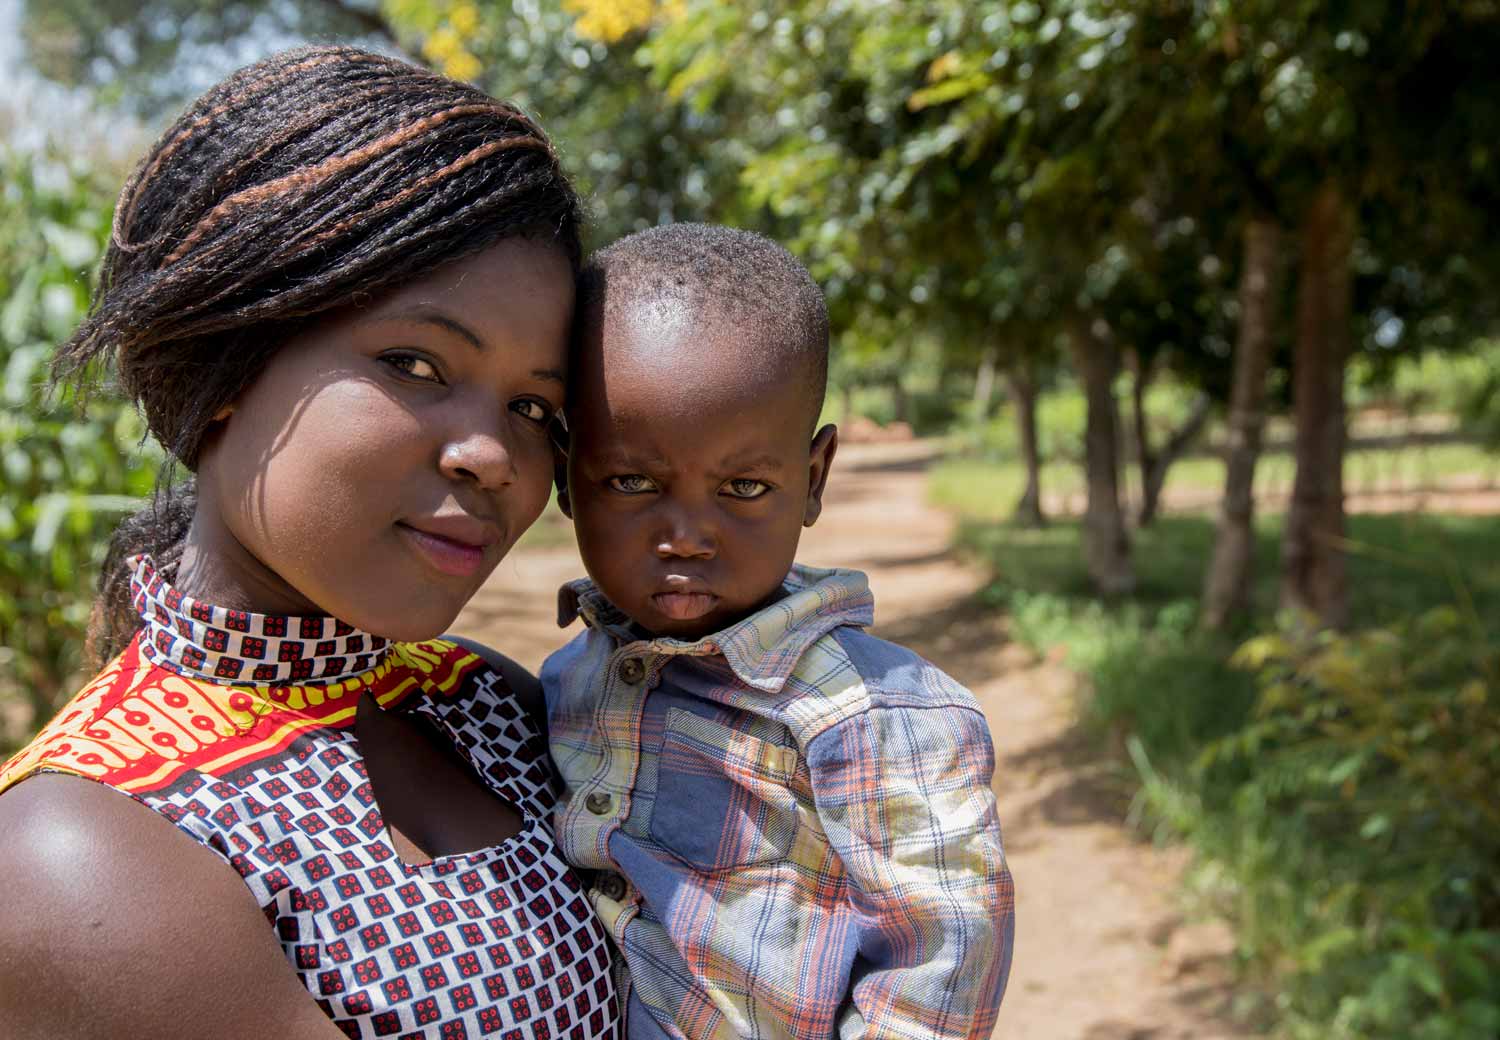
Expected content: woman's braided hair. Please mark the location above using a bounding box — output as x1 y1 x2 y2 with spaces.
65 46 583 667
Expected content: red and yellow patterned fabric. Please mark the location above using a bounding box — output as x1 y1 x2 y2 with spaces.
0 556 618 1040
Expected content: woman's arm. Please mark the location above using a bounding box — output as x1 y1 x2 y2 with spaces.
0 773 349 1040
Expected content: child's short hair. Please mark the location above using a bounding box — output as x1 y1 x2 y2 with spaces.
577 223 829 425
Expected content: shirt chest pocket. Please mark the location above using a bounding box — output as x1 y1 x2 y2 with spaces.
649 708 801 873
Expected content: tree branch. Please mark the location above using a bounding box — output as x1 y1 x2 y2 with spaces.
310 0 401 46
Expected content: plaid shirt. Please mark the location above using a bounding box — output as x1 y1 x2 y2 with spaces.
542 565 1014 1040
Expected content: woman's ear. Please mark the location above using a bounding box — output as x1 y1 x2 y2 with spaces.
550 415 573 519
553 450 573 519
803 423 838 528
211 405 234 422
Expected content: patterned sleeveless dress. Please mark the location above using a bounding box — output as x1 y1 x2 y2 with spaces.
0 556 619 1040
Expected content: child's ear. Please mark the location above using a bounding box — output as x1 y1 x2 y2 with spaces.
803 424 838 528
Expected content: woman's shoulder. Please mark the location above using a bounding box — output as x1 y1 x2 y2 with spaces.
0 772 345 1039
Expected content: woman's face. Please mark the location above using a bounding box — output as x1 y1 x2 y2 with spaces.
188 237 573 640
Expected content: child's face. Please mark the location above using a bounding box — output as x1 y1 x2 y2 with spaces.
562 304 836 640
190 238 573 639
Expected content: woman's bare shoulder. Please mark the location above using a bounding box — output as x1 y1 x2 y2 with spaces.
0 772 345 1040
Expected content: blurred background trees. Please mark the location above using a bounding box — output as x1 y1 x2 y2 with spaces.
4 1 1499 1034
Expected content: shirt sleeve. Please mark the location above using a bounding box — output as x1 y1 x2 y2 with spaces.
805 703 1015 1040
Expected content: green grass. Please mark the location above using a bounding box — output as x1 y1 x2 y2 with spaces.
952 511 1500 623
931 439 1500 524
947 510 1500 790
934 455 1500 1036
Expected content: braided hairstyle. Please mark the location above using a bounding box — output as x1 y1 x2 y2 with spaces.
66 46 583 668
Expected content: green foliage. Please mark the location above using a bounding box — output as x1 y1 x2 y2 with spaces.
1187 609 1500 1038
21 0 395 113
384 1 741 250
1352 340 1500 418
954 515 1265 766
0 150 158 750
1436 341 1500 449
939 455 1500 1035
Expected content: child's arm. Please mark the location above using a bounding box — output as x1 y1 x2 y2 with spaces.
806 703 1015 1040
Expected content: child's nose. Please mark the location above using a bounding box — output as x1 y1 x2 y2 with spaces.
653 503 717 560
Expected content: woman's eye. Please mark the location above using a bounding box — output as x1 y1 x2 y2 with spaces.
382 352 443 383
511 399 553 425
607 474 657 494
723 478 771 499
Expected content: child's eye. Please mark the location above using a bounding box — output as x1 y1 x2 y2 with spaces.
607 474 657 494
510 399 553 425
381 351 443 384
722 478 771 499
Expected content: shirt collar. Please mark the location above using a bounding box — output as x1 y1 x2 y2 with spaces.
555 565 874 693
130 554 391 685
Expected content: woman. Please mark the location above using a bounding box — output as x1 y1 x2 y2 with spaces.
0 47 617 1039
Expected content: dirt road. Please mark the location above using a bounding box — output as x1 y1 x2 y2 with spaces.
454 440 1254 1039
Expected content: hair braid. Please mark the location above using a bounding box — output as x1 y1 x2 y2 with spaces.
63 45 582 667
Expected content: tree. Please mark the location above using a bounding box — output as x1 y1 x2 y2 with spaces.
1203 217 1284 628
1282 180 1353 627
20 0 399 114
0 148 159 748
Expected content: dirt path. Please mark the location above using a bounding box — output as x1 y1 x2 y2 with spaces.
454 440 1253 1039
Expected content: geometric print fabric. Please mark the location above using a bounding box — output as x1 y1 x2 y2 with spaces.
166 727 617 1039
130 553 393 685
0 589 619 1038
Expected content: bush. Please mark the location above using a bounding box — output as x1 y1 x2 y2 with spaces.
0 150 158 751
939 485 1500 1037
1172 609 1500 1039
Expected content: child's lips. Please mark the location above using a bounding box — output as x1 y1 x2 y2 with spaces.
651 590 719 621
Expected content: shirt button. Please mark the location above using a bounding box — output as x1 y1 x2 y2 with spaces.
617 657 646 684
584 791 612 815
596 872 627 901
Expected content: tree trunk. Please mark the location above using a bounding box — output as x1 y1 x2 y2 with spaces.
1139 393 1213 526
1067 322 1135 596
891 341 913 426
1125 349 1212 527
973 347 999 420
1008 363 1046 527
1281 181 1353 628
1203 216 1284 629
1128 347 1153 508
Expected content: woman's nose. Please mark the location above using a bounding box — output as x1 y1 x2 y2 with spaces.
653 502 717 560
439 415 518 491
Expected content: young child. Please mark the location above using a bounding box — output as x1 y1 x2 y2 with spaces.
542 223 1014 1039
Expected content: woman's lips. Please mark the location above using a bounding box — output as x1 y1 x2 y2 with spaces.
651 591 719 621
397 522 493 578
